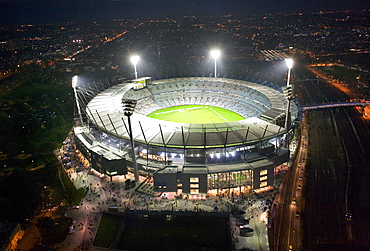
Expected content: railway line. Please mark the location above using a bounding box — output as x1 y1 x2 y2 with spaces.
296 65 370 250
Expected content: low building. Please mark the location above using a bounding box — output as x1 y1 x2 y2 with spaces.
181 166 208 195
0 221 24 251
153 158 274 196
74 127 127 178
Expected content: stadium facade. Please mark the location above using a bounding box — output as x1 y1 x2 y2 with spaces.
73 76 299 197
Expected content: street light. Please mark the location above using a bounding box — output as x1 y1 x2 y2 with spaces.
72 75 84 126
122 99 139 183
284 58 293 135
210 49 220 78
130 55 140 79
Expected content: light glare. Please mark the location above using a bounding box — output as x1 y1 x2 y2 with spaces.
72 75 78 88
211 50 220 59
131 55 140 66
285 58 293 69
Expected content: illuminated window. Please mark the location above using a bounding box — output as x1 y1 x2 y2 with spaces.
260 181 267 187
190 184 199 188
190 189 199 194
260 170 267 176
190 177 199 183
260 176 267 181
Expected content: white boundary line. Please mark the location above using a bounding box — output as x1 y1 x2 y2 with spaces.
209 107 229 122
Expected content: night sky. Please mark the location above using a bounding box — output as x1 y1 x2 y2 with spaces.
1 0 369 25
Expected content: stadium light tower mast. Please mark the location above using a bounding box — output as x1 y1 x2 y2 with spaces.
284 58 293 130
130 55 140 79
72 75 84 126
211 49 220 78
122 99 139 183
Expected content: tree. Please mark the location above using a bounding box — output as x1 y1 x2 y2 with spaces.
36 216 57 243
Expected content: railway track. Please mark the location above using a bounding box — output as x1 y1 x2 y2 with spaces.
295 65 370 250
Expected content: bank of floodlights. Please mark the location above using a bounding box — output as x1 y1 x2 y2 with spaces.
282 85 294 100
122 99 137 117
210 49 220 78
130 55 140 79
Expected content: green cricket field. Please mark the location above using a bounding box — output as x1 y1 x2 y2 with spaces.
147 105 244 124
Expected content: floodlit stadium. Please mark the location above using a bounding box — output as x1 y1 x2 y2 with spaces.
73 76 299 196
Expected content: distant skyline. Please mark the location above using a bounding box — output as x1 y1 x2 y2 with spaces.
1 0 370 25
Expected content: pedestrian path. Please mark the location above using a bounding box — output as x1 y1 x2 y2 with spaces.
51 136 285 251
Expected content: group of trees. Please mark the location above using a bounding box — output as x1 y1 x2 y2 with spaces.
0 158 59 221
0 66 75 155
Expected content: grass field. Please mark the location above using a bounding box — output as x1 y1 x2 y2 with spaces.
118 213 230 251
147 105 244 124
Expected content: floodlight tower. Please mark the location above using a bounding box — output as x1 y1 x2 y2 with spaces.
284 58 293 130
122 99 139 183
210 49 220 78
72 75 84 126
130 55 140 79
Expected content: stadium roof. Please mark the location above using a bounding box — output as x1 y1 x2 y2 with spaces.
84 77 297 149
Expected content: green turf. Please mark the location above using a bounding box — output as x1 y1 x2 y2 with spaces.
94 213 124 248
147 105 244 124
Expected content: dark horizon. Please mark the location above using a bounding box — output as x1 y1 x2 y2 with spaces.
1 0 370 25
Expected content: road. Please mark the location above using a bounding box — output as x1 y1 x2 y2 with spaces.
270 116 308 251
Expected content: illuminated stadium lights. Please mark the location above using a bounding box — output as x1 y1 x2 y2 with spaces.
130 55 140 79
122 99 137 117
72 75 78 88
72 75 84 126
284 58 293 130
282 85 293 100
210 49 220 78
285 58 293 71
